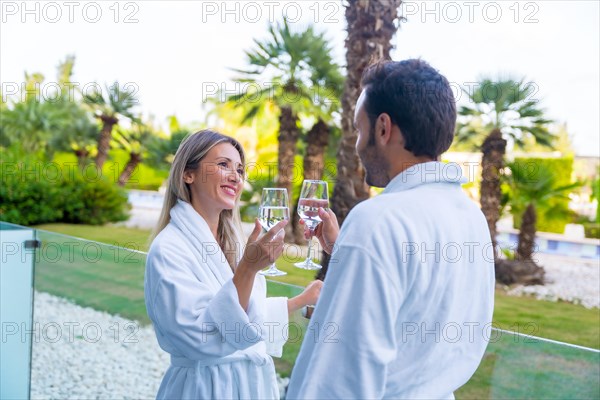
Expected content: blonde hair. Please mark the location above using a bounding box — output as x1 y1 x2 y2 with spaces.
152 129 246 269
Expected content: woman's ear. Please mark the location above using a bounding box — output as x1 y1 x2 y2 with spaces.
183 170 195 184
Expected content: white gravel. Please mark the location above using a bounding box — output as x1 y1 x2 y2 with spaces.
30 292 288 399
506 254 600 308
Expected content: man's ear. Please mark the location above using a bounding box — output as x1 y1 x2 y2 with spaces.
183 170 195 184
375 113 393 145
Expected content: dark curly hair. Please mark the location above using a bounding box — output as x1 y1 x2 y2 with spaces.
361 59 456 158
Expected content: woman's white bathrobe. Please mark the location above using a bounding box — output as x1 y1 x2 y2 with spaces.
145 200 288 399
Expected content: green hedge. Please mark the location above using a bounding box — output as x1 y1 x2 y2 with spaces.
583 223 600 239
511 157 574 234
52 150 169 191
1 152 130 225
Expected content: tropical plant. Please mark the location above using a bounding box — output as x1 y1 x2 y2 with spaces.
226 20 343 240
48 56 99 166
455 78 555 259
83 82 139 169
591 175 600 224
290 27 344 243
506 161 580 261
299 28 344 182
1 72 67 156
111 119 156 186
144 115 193 170
228 20 309 197
320 0 403 279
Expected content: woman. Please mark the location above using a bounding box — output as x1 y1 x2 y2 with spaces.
145 130 322 399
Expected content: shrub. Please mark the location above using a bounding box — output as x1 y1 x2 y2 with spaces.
0 168 64 225
0 150 130 226
583 223 600 239
511 157 575 233
60 173 130 225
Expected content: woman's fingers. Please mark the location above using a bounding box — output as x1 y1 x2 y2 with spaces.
248 219 262 242
263 219 288 242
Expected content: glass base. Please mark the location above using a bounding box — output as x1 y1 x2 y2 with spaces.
294 259 322 270
259 264 287 276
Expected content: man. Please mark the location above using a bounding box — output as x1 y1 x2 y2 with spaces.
286 59 495 399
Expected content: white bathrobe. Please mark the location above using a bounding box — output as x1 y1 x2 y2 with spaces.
145 200 288 399
287 162 495 399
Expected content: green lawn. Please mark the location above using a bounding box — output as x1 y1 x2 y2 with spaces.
31 223 600 397
32 223 600 348
34 223 154 252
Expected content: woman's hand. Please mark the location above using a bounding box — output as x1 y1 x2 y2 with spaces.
300 279 323 306
234 219 287 311
287 280 323 313
301 208 339 254
239 219 287 273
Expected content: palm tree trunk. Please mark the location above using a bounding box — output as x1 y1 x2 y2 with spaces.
292 119 329 244
517 203 537 261
320 0 403 280
74 148 90 169
497 202 544 285
277 106 300 240
118 152 142 187
480 128 507 260
95 115 118 169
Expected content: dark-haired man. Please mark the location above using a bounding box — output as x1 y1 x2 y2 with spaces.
287 59 495 399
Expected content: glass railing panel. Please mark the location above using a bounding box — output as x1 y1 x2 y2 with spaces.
10 223 596 399
1 220 32 230
30 229 167 399
458 330 600 399
1 225 36 399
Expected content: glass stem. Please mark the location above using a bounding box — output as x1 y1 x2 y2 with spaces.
307 229 315 262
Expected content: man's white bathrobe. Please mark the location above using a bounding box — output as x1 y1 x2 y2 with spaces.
287 162 495 399
145 200 288 399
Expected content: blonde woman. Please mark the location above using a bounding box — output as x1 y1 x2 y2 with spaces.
145 130 322 399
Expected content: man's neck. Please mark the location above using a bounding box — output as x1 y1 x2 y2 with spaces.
388 155 436 181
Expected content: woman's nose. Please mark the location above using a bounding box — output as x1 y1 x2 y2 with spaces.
227 171 240 183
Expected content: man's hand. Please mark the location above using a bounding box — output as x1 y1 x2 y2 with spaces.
300 208 339 254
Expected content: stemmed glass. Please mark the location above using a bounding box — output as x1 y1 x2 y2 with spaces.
294 180 329 270
258 188 289 277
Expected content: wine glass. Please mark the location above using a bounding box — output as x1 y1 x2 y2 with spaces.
294 180 329 270
258 188 289 277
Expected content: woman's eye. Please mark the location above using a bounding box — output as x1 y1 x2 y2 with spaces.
237 169 244 176
218 162 228 167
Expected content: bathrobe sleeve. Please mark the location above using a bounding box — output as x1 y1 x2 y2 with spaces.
146 241 263 360
263 297 289 357
286 244 402 399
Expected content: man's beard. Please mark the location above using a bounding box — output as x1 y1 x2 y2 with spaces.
358 130 390 188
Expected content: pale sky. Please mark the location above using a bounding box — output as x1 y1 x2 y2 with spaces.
1 0 598 156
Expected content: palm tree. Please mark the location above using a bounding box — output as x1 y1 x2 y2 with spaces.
300 26 344 183
112 119 154 186
320 0 403 279
49 56 99 166
227 20 337 239
456 79 555 259
0 89 7 147
50 113 99 167
84 82 139 169
289 27 344 243
144 115 191 170
496 161 580 284
230 20 310 192
592 176 600 224
1 72 66 155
